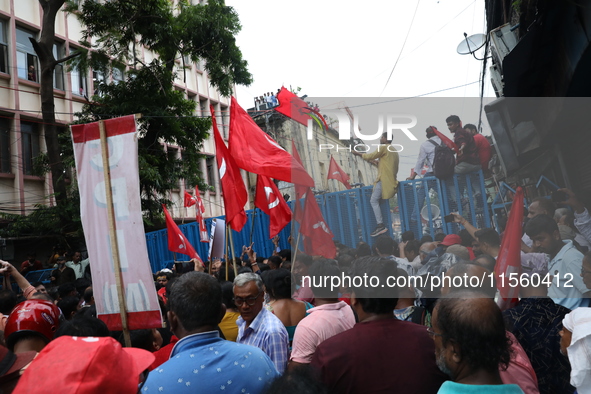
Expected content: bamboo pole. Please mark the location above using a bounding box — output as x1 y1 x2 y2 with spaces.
225 225 229 281
98 120 131 347
227 224 238 277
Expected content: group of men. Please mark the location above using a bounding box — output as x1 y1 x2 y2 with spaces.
354 115 492 237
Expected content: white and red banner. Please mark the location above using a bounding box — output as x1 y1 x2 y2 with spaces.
71 115 162 331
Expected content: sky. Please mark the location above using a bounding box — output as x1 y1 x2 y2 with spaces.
225 0 495 177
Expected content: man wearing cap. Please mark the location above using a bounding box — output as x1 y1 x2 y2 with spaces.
143 272 278 393
51 256 76 287
504 255 574 394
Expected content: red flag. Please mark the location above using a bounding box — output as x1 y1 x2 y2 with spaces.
162 204 203 265
327 156 351 189
275 87 311 127
495 186 524 310
255 175 292 238
194 186 209 243
228 97 314 187
300 194 336 258
430 126 459 154
212 105 248 232
291 140 310 201
275 87 329 130
184 191 196 208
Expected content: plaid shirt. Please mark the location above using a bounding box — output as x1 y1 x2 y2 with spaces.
237 307 289 374
453 128 480 165
503 298 575 394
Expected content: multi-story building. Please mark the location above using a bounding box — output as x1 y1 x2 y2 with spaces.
0 0 235 225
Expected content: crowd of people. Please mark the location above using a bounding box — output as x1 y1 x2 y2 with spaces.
0 113 589 392
0 185 589 393
254 91 279 110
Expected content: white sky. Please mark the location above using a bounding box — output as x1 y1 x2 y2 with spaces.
225 0 495 177
227 0 492 103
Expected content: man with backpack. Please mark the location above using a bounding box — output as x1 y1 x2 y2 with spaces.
406 127 446 226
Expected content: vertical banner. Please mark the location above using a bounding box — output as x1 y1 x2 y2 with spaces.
208 218 226 261
71 115 162 331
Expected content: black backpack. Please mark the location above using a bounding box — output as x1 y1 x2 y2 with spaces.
428 139 455 180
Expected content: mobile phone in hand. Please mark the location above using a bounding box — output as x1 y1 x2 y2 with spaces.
444 214 454 223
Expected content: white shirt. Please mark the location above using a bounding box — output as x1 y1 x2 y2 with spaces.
548 240 590 310
413 136 441 175
575 208 591 246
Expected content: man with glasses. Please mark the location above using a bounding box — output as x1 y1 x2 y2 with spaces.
233 273 289 373
431 291 523 393
142 272 279 393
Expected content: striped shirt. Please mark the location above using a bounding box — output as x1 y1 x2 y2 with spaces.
236 307 289 374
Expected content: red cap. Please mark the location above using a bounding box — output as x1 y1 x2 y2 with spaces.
14 336 155 394
5 300 61 351
440 234 462 246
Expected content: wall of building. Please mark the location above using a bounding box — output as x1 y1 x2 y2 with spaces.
251 112 377 202
0 1 235 221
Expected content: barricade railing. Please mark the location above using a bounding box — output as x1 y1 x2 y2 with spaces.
145 186 393 272
398 171 491 240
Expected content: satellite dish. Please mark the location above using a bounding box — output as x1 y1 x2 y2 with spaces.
420 204 440 221
457 33 487 55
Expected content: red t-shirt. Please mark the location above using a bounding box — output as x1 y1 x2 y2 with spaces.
21 260 42 272
150 335 179 371
473 134 492 170
311 318 447 393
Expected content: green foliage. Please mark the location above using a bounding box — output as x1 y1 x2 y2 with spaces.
31 153 50 177
72 63 212 220
64 0 252 96
0 188 82 239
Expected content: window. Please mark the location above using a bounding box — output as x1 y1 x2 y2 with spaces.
219 106 229 138
0 118 10 173
112 66 124 85
21 122 39 176
71 65 87 97
206 156 216 192
16 27 38 82
53 43 65 90
92 70 105 95
0 20 8 74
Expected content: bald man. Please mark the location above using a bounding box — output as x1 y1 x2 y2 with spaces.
439 264 539 394
431 292 523 393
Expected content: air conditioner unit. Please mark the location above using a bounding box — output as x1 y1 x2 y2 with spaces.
489 23 519 72
489 65 504 97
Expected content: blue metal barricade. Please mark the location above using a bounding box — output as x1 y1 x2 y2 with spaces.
145 186 393 272
398 171 491 240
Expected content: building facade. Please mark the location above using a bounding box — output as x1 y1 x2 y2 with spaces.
248 103 378 201
0 0 235 222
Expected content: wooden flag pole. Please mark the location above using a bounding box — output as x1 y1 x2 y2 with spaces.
225 225 229 281
249 208 257 245
99 119 131 348
291 230 302 274
227 224 238 277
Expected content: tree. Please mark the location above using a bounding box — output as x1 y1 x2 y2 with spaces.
31 1 78 210
22 0 251 231
63 0 251 220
